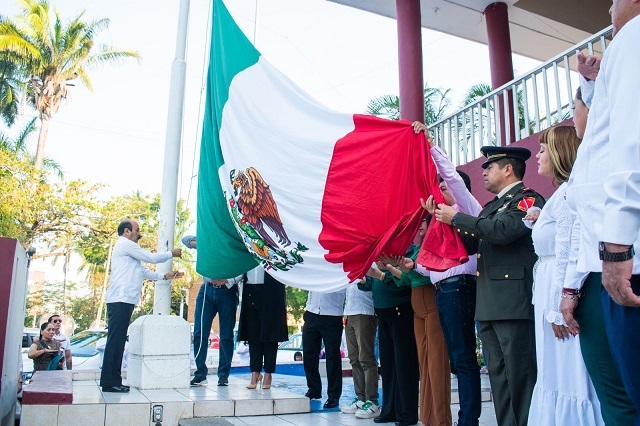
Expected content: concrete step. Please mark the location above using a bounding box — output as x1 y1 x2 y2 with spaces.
22 370 73 405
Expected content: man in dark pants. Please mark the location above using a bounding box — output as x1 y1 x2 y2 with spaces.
434 146 544 426
302 290 345 409
100 219 182 392
182 235 243 387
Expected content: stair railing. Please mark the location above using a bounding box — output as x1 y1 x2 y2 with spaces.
429 25 613 166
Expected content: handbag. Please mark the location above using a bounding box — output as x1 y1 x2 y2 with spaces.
39 340 64 370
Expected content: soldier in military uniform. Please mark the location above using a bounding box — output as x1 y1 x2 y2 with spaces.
432 146 545 426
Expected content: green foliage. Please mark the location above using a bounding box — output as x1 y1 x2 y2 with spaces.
3 159 195 331
461 82 533 142
0 53 25 126
67 294 98 332
286 286 308 321
0 0 140 169
366 85 452 125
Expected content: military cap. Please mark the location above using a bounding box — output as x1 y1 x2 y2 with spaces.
480 145 531 169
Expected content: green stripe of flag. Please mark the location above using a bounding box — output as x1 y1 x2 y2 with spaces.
196 0 261 278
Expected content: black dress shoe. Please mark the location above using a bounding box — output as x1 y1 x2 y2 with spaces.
394 422 417 426
305 391 322 399
102 385 130 393
373 417 396 423
323 397 339 409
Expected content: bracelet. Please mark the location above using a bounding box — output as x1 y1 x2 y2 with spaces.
379 272 385 280
562 293 581 300
562 288 582 297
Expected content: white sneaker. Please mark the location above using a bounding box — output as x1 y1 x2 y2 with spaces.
355 400 380 419
341 398 365 414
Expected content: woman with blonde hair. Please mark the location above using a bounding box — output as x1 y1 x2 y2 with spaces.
526 125 604 425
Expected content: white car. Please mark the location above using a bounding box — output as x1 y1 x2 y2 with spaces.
276 333 304 364
21 328 40 380
69 329 107 370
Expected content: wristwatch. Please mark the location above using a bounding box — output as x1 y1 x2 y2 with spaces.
599 241 635 262
451 213 459 227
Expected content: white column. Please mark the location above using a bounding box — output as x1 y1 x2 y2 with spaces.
154 0 190 315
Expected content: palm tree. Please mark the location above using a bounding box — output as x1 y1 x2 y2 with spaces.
0 0 140 170
0 116 63 177
366 85 452 125
0 53 25 126
462 82 530 139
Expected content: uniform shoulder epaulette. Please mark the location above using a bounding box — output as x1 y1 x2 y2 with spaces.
521 187 540 195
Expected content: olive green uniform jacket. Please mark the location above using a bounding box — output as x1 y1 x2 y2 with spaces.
453 182 545 321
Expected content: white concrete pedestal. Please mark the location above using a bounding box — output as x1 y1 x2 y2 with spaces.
127 315 191 389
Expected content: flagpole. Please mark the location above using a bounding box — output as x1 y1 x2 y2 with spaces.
154 0 190 315
253 0 259 45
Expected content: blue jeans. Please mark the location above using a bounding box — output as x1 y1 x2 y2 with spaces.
435 276 481 426
193 283 239 379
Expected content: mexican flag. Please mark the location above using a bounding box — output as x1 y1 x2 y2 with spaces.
196 0 463 291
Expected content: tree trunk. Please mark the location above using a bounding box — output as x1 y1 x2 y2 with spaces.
34 116 50 171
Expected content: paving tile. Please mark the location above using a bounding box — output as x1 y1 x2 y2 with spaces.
72 391 105 404
274 398 310 415
193 400 235 417
139 388 192 402
259 389 304 399
224 418 248 425
22 405 59 426
240 415 295 425
58 404 106 426
72 371 100 381
176 386 227 400
105 403 150 426
102 388 150 404
234 398 273 416
218 387 273 400
73 380 99 386
316 412 372 426
277 415 342 426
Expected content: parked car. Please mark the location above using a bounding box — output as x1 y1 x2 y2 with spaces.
189 323 220 349
276 333 303 364
69 329 107 370
275 332 348 364
21 328 40 380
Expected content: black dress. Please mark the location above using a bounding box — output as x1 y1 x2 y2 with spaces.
237 271 288 373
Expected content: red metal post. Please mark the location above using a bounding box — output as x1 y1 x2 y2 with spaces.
396 0 425 122
485 2 516 145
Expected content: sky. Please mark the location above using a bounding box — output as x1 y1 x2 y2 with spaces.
5 0 541 200
6 0 541 279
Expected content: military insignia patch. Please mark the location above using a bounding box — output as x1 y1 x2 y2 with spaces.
228 168 308 271
517 196 536 212
506 194 514 199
